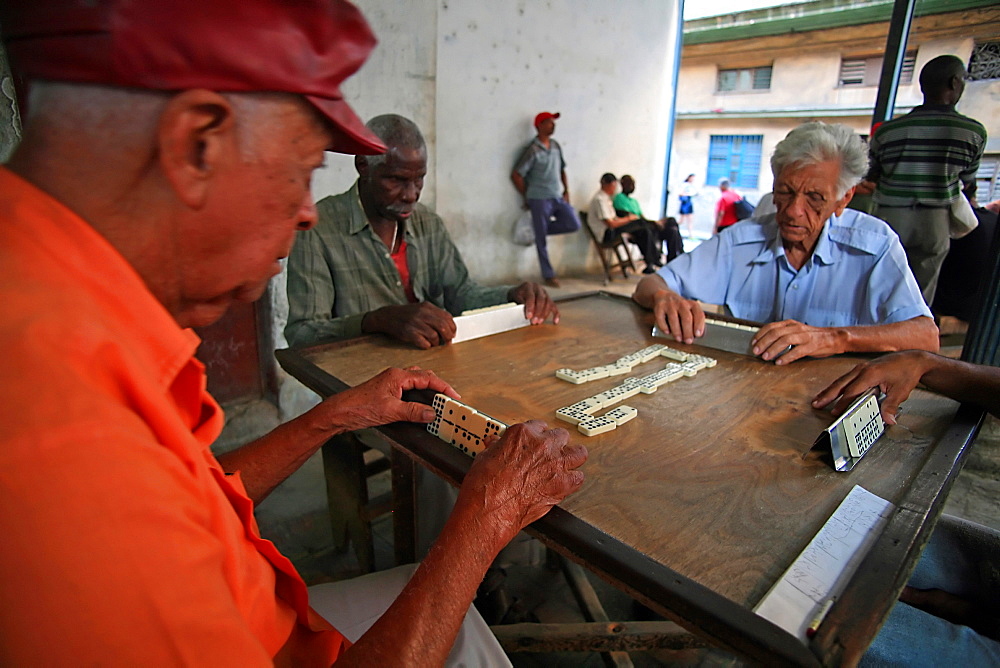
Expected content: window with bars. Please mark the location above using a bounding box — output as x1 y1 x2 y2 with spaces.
976 156 999 204
839 52 915 87
968 41 1000 81
706 135 763 190
716 66 772 93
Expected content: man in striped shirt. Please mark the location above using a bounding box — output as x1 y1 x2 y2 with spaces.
868 54 987 305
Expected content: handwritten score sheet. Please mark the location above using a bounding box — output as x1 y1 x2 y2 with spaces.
754 485 895 642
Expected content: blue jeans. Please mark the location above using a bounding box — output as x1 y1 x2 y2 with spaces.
861 515 1000 667
527 197 581 279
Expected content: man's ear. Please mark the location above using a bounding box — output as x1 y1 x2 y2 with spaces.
157 90 237 209
355 154 369 179
834 185 857 216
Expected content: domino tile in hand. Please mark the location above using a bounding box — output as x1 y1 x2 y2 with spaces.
603 405 638 425
578 415 618 436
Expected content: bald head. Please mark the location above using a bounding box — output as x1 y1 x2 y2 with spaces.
919 55 967 105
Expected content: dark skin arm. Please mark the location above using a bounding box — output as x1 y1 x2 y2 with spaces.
813 350 1000 424
508 281 560 325
511 171 528 208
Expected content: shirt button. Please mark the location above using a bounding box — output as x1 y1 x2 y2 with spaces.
384 253 390 259
396 281 401 286
792 283 799 290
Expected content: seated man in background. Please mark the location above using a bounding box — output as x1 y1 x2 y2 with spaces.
588 172 661 274
633 121 939 365
615 174 684 262
286 114 557 350
814 352 1000 665
0 2 587 665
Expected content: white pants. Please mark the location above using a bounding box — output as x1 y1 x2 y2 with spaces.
308 564 512 667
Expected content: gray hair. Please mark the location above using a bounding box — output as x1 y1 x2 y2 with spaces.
770 121 869 197
359 114 426 167
26 82 298 160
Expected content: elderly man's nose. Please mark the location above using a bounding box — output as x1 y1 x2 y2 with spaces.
401 181 420 202
297 196 318 231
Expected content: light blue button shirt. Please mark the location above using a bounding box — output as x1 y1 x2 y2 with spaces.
658 209 931 327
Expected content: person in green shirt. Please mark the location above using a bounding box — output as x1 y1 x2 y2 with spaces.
614 174 684 262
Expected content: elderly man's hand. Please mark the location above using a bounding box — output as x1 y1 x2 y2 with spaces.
652 289 704 344
752 319 846 364
363 303 457 349
322 367 460 433
458 420 587 545
812 351 931 425
509 282 560 325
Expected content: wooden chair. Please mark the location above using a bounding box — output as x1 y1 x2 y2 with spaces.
580 211 636 284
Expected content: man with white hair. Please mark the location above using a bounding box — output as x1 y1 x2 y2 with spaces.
633 121 939 364
0 1 586 665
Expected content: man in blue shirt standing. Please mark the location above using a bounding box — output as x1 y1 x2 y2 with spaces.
511 112 581 288
633 121 939 365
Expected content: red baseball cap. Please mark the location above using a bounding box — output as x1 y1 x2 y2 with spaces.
0 0 387 155
534 111 561 128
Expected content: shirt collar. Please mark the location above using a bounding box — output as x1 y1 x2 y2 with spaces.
750 216 837 266
0 167 200 391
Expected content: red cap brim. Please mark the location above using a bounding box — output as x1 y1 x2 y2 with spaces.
306 95 386 155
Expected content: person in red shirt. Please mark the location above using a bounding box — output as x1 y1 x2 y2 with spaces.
715 178 743 233
0 1 587 665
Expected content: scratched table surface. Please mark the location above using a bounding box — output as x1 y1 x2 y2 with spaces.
278 292 982 666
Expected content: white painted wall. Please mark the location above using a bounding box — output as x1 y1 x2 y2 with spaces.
307 0 680 284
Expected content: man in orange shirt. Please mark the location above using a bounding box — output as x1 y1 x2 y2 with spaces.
0 1 587 665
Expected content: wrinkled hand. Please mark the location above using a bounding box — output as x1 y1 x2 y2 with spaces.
651 289 704 344
323 367 460 432
509 282 560 325
365 302 456 349
752 319 844 365
458 420 587 544
812 351 929 425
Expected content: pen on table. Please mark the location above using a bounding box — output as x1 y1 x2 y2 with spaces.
806 598 835 638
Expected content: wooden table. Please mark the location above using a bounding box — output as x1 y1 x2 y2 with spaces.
277 292 984 666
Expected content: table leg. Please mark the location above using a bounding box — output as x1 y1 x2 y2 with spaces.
391 449 417 565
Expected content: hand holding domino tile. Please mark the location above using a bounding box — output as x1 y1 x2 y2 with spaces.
319 367 459 431
458 420 588 540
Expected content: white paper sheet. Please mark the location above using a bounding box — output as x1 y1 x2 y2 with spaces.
754 485 895 642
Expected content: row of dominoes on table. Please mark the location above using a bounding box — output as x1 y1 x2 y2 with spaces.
425 343 718 455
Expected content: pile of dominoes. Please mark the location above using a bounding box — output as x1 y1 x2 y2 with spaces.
553 344 716 436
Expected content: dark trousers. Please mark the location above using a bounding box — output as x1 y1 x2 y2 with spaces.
527 198 581 279
604 220 660 267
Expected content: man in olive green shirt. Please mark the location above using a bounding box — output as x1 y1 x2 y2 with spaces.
286 114 557 349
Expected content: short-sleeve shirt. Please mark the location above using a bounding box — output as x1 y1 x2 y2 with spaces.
513 137 566 200
612 192 644 218
588 189 617 227
657 209 931 327
716 189 742 229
